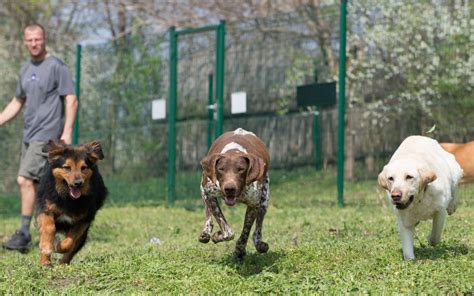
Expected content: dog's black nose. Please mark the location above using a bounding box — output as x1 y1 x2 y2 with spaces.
224 186 237 196
73 180 83 187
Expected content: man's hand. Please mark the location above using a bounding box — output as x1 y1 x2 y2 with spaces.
0 97 24 126
60 133 72 145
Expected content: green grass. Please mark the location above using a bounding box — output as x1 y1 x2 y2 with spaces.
0 166 473 294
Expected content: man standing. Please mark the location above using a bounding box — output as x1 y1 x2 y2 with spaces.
0 23 78 252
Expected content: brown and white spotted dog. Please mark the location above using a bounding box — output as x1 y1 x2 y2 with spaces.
36 140 107 266
199 128 270 259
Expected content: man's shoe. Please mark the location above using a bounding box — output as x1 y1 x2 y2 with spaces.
2 230 32 253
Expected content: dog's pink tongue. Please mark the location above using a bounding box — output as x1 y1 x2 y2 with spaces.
224 196 237 206
69 188 81 199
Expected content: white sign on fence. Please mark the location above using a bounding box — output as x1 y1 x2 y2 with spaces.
231 91 247 114
152 99 166 120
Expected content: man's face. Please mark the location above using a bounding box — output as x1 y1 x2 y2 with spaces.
24 27 46 60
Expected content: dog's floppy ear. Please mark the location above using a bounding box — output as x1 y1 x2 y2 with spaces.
244 154 266 184
46 139 66 164
419 169 437 191
201 153 222 183
378 167 389 190
85 141 104 163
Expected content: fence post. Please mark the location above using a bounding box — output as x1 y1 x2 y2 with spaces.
207 73 214 150
215 20 225 138
337 0 347 208
314 110 322 170
167 23 224 206
167 27 177 207
73 44 81 145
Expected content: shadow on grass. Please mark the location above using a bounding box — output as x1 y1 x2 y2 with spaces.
219 250 284 277
414 243 470 260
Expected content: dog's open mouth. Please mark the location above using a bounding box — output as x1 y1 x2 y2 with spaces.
68 185 82 199
394 195 414 210
223 195 238 206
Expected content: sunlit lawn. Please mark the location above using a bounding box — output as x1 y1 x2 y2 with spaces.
0 167 472 294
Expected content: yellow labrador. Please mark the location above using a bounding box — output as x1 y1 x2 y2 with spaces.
378 136 463 260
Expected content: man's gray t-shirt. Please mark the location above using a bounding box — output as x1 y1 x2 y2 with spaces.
15 56 75 143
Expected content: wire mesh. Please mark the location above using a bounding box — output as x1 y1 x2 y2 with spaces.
0 1 472 206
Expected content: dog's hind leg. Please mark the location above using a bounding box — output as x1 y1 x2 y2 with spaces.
234 206 258 260
253 174 270 254
428 210 446 246
37 213 56 266
198 192 213 243
60 224 90 264
447 188 458 215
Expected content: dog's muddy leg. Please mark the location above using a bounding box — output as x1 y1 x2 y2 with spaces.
198 192 214 243
60 224 90 264
253 174 269 254
37 213 56 266
205 197 234 243
234 207 258 260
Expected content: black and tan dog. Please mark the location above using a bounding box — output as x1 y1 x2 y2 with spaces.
36 140 107 266
199 128 270 259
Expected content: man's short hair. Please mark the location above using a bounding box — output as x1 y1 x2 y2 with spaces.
23 23 46 38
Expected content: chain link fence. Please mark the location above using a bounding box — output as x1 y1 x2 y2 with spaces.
0 1 472 207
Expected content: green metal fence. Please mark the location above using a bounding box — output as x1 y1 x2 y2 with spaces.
167 22 226 206
0 1 472 209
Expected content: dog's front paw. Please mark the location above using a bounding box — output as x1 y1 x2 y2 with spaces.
198 232 211 243
427 233 440 246
255 241 269 253
56 237 74 253
211 230 234 243
234 246 246 260
211 231 226 243
211 231 224 243
402 250 415 261
40 255 52 267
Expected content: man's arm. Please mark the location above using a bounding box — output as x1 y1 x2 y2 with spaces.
60 94 78 144
0 97 24 126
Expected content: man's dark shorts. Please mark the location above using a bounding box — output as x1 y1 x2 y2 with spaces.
18 141 48 182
